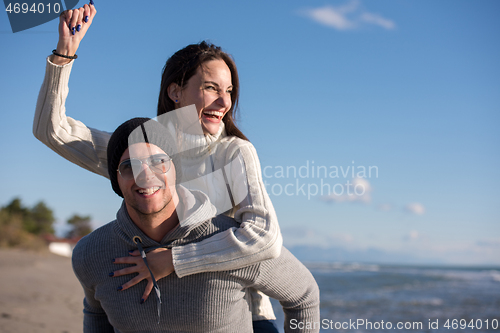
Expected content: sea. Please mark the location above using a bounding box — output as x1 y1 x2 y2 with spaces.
271 263 500 332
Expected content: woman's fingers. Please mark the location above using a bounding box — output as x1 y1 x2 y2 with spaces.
58 4 96 36
83 4 91 23
75 7 84 33
111 249 173 304
141 280 155 304
88 3 97 23
111 255 144 278
111 254 148 291
69 7 81 35
80 3 96 30
112 263 144 277
59 9 72 35
128 249 140 256
120 274 148 291
113 254 143 265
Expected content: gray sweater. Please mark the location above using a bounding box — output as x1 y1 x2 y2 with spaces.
72 188 320 333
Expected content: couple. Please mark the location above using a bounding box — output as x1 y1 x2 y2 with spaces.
34 3 320 332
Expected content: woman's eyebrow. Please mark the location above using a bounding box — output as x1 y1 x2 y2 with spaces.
203 80 219 87
203 81 233 89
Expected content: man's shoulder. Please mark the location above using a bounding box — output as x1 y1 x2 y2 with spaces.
72 221 116 265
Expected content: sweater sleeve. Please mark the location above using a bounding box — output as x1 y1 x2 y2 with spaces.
172 140 283 278
33 57 111 178
81 292 115 333
72 241 114 333
252 247 320 333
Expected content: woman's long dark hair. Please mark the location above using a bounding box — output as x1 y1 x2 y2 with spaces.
157 41 248 141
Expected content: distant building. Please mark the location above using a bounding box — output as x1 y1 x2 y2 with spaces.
43 234 82 257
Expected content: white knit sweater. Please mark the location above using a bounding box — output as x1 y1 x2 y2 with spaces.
34 57 283 320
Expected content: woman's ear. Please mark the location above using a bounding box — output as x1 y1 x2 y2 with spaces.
167 83 181 103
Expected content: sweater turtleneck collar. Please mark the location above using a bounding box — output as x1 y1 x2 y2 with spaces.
168 121 226 159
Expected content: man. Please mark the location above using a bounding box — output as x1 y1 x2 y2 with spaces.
72 118 320 333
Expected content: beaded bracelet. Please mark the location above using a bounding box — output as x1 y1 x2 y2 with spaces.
52 49 78 59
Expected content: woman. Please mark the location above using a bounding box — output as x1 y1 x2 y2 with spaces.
34 3 282 332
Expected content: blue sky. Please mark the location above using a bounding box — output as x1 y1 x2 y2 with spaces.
1 0 499 265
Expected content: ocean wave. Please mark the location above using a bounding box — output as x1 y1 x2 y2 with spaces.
305 262 380 272
399 297 444 306
490 270 500 282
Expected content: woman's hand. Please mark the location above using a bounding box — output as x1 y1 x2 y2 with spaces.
111 248 175 303
52 2 96 65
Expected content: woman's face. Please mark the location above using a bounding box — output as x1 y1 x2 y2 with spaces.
176 59 233 135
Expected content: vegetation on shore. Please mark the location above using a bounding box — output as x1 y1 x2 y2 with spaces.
0 198 92 250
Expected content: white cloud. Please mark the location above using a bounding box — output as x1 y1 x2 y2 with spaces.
320 177 372 204
303 5 355 30
404 203 426 215
360 12 396 30
300 0 396 31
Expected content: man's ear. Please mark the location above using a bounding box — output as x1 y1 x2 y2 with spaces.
167 83 181 103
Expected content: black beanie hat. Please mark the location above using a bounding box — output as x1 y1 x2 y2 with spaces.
107 117 180 197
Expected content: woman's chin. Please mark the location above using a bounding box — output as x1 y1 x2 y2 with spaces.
201 122 221 136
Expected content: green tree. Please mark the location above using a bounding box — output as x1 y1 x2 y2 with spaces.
66 214 93 239
0 198 50 249
4 198 26 215
1 198 55 235
4 197 31 225
30 201 55 235
4 197 34 232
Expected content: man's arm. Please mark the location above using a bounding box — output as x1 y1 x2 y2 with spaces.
81 290 114 333
72 239 114 333
251 247 320 333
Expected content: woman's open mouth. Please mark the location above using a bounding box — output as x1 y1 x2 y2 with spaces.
202 110 224 122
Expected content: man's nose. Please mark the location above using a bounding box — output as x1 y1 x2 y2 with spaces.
134 161 154 180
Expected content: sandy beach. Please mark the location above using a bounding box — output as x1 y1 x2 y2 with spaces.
0 249 84 333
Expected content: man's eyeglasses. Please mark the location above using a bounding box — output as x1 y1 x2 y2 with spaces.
118 154 172 180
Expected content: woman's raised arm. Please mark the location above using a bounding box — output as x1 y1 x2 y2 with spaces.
33 3 110 178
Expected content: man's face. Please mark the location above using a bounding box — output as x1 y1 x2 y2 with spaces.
117 143 176 219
